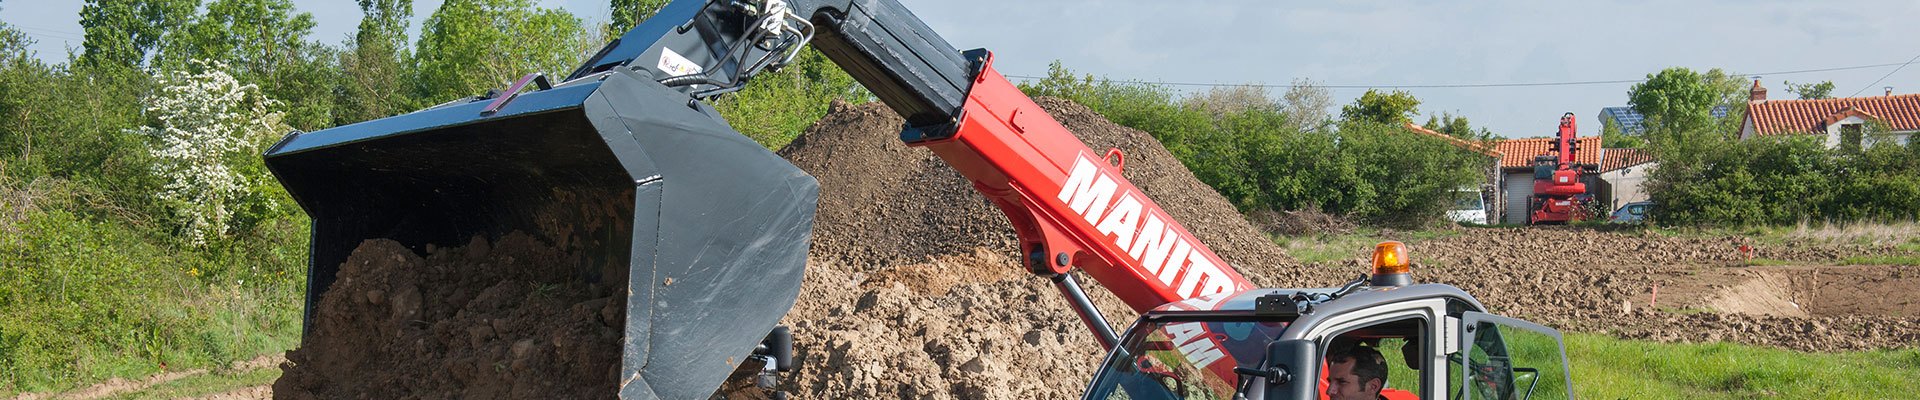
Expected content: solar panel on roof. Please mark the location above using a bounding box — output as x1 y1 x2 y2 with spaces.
1598 106 1730 134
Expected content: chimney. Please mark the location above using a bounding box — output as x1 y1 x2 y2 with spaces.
1889 86 1895 96
1749 79 1768 102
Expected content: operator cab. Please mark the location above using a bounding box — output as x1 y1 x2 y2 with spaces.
1081 242 1575 400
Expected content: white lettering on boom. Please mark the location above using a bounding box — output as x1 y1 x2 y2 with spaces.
1057 154 1234 300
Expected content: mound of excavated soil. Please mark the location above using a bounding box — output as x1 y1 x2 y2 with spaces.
723 98 1308 399
274 233 624 399
785 98 1295 274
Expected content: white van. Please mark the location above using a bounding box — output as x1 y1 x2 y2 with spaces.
1446 187 1487 224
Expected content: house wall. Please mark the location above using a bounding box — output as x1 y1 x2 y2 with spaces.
1823 116 1914 147
1483 160 1504 225
1502 170 1533 225
1601 162 1657 213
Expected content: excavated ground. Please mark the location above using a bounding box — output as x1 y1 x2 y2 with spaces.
1400 227 1920 351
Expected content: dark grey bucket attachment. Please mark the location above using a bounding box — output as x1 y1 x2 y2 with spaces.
264 69 818 399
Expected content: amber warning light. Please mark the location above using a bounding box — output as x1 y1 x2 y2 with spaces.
1370 241 1413 287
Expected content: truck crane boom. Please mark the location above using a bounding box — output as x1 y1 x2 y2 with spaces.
570 0 1259 344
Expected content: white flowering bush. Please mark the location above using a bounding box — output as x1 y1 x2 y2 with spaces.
129 60 288 246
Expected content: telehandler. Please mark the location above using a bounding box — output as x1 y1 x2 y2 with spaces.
265 0 1576 398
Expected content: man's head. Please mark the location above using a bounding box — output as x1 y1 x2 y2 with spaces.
1326 345 1388 400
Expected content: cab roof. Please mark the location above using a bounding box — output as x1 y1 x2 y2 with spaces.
1144 283 1487 321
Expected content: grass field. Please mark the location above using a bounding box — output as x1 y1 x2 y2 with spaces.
1567 333 1920 399
1374 332 1919 400
1274 228 1461 264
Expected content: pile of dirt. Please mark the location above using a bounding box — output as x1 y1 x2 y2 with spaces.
785 98 1293 272
729 98 1308 399
274 233 624 399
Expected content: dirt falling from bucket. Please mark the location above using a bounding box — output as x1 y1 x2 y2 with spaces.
274 233 625 400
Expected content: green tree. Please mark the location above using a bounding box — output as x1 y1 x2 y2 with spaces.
336 0 417 125
413 0 588 102
78 0 198 69
165 0 338 130
1783 80 1835 100
1340 89 1420 125
163 0 314 68
1280 78 1332 132
1182 84 1275 118
711 48 868 148
1629 67 1750 147
610 0 671 33
1628 67 1718 135
1422 112 1491 141
1599 116 1643 149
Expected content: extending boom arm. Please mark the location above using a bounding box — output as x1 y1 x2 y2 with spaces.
575 0 1258 377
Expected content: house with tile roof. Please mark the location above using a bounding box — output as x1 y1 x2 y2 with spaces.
1739 80 1919 148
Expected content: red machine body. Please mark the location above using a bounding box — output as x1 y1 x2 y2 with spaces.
915 54 1256 310
905 54 1257 382
1530 113 1589 224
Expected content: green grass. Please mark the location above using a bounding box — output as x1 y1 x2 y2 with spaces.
0 209 307 394
100 366 279 400
1656 221 1920 248
1566 332 1920 399
1336 331 1920 400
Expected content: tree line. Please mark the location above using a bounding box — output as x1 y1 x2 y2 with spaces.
1020 62 1492 228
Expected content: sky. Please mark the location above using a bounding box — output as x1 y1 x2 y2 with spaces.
3 0 1917 138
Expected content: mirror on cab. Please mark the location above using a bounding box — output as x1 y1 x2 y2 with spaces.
1241 339 1318 400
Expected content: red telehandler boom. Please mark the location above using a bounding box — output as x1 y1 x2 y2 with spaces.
265 0 1577 398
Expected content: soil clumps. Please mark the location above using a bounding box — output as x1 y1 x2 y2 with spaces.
274 233 624 399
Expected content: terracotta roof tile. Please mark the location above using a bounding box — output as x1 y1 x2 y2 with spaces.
1601 148 1654 173
1493 136 1602 169
1746 93 1920 135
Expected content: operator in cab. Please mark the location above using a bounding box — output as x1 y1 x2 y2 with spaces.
1324 345 1390 400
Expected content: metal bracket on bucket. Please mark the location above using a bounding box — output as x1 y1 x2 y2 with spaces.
481 73 554 115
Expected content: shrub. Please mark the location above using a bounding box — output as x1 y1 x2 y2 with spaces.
127 60 291 246
1649 132 1920 226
